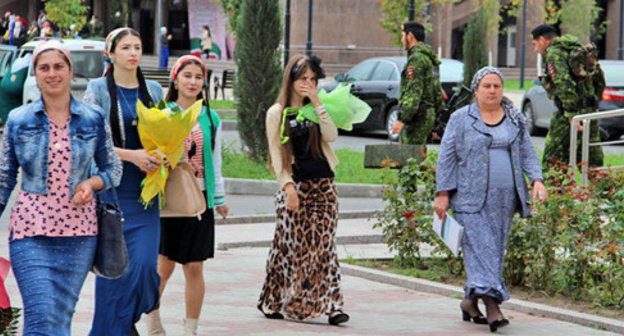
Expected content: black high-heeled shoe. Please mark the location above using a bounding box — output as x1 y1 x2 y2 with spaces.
257 304 284 319
489 318 509 332
328 311 349 325
461 309 488 324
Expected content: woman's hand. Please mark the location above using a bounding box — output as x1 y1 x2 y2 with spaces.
532 179 547 203
284 183 299 212
300 83 322 107
72 177 103 205
130 149 162 173
216 205 229 219
433 192 449 222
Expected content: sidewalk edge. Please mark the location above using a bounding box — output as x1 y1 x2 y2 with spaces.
217 235 385 250
225 178 383 198
340 263 624 334
215 210 378 225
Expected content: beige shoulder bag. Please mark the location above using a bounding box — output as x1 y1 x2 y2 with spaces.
161 161 207 218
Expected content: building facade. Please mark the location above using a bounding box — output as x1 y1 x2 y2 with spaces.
1 0 621 70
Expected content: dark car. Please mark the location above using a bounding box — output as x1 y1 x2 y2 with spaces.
320 56 464 140
521 60 624 140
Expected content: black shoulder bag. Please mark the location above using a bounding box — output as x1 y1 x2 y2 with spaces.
92 175 129 279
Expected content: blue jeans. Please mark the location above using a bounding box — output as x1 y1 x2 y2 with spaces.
10 235 96 336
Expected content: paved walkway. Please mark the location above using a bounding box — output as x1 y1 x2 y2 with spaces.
0 219 617 335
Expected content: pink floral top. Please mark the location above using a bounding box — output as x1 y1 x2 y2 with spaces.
9 122 97 239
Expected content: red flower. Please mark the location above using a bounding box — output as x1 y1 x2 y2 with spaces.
403 211 416 219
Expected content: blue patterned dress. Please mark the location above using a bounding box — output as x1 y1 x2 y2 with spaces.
455 115 517 303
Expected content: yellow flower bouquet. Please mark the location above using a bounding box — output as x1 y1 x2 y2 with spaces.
136 99 202 207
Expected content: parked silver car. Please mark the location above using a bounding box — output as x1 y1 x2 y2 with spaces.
521 60 624 139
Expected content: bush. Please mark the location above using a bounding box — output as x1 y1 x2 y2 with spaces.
376 155 624 308
505 161 624 307
0 307 20 335
374 150 463 271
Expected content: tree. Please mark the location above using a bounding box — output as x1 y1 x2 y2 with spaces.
378 0 448 47
462 6 488 88
216 0 243 33
233 0 282 161
44 0 88 36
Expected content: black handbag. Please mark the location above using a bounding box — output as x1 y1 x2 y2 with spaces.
92 181 129 279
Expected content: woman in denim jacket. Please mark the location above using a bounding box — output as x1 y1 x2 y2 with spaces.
84 28 164 336
0 41 121 335
434 67 547 333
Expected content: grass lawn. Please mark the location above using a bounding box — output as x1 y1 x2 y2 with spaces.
222 144 624 184
604 153 624 167
504 79 536 91
211 100 236 110
345 258 624 321
222 147 394 184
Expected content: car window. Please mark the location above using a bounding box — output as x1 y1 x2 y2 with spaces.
71 52 104 78
602 63 624 84
0 49 13 77
346 60 376 81
371 61 396 81
439 60 463 83
28 51 104 78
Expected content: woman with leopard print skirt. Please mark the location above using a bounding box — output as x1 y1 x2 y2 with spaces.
258 55 349 326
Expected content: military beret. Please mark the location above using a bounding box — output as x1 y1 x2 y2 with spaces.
531 24 559 39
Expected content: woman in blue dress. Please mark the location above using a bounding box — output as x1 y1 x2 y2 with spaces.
434 67 547 333
84 27 164 336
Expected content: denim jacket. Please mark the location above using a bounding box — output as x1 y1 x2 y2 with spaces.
0 96 122 215
436 101 543 218
84 77 163 147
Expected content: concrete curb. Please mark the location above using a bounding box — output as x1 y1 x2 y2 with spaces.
222 119 237 131
217 234 385 250
215 109 236 116
215 209 377 225
340 263 624 334
225 178 383 198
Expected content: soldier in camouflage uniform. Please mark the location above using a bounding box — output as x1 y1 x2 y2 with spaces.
531 24 606 171
392 21 445 146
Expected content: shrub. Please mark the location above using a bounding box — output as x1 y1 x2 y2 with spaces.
374 150 463 271
0 307 20 335
376 155 624 308
505 160 624 306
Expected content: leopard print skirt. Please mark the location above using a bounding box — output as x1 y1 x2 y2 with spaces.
257 177 344 320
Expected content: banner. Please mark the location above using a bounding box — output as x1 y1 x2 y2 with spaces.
187 0 235 60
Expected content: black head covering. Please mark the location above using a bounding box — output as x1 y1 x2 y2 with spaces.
289 55 325 82
403 21 425 42
531 24 559 39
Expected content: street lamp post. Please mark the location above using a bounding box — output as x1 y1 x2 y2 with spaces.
425 0 430 44
156 0 162 62
519 0 528 89
306 0 313 56
408 0 415 21
284 0 291 66
619 0 623 60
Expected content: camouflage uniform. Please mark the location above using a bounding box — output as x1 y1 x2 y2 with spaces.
398 44 445 145
540 34 606 170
